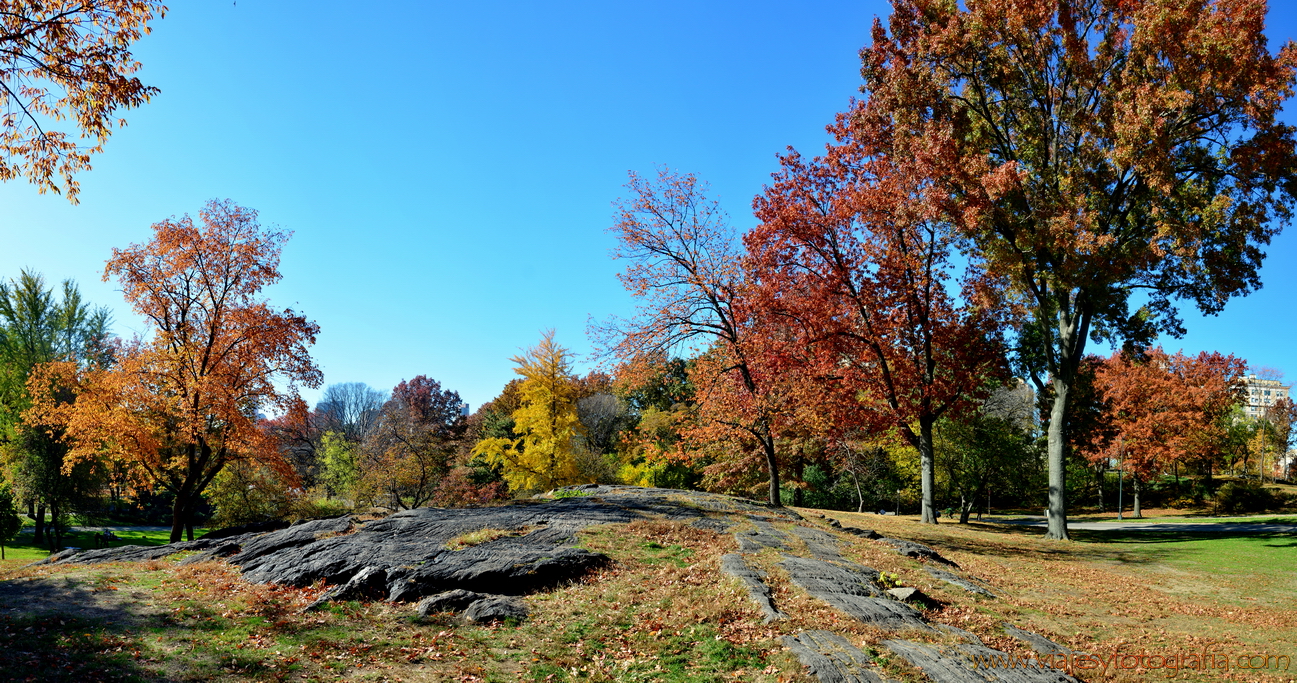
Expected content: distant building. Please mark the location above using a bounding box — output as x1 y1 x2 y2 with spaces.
1241 374 1291 420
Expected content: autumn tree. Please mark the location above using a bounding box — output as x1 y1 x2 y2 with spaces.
359 375 466 510
1094 347 1244 516
473 331 585 492
0 1 166 201
594 168 798 506
0 270 111 548
859 0 1297 538
28 200 321 542
748 113 1009 524
1256 397 1295 481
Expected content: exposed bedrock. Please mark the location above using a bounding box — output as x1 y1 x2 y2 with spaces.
881 639 1078 683
47 492 723 603
877 538 960 567
782 630 892 683
719 553 786 623
924 567 996 598
735 516 791 552
778 555 930 632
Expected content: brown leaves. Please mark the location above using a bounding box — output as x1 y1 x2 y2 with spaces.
0 1 165 201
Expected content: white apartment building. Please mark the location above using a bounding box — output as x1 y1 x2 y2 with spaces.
1242 374 1292 420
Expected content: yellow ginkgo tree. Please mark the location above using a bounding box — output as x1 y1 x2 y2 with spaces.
473 330 586 492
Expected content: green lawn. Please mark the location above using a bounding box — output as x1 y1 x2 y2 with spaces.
1 525 207 562
1075 528 1297 605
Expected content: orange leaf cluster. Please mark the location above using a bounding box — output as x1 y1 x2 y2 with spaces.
26 199 321 540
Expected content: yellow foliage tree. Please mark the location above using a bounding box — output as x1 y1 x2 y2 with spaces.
473 331 584 492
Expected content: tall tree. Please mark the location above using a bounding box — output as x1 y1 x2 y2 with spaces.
316 382 387 444
859 0 1297 538
0 270 110 548
473 331 585 492
594 168 794 506
28 200 321 542
0 1 165 201
749 114 1009 524
360 376 466 509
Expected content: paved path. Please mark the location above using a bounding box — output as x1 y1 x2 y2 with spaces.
988 516 1297 533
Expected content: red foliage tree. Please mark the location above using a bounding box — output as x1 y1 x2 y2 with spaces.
749 105 1009 523
594 168 812 506
856 0 1297 538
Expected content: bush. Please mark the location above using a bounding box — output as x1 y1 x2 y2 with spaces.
1213 480 1278 514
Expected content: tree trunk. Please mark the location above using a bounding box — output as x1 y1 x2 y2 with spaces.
1096 464 1105 513
1132 477 1142 519
1045 378 1070 540
919 418 937 524
50 499 62 551
169 489 194 543
762 435 781 507
32 502 45 549
959 493 973 523
792 454 804 508
850 470 864 513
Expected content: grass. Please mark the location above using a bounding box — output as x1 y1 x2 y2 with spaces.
445 527 526 550
0 518 812 682
1 524 209 562
3 506 1295 682
817 509 1297 681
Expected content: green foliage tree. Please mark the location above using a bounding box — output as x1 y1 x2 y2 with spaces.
0 270 110 549
0 479 22 560
473 331 585 492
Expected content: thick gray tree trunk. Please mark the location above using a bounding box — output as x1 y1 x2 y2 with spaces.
1046 378 1070 540
919 419 937 524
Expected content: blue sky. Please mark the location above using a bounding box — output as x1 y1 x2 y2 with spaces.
2 1 1295 410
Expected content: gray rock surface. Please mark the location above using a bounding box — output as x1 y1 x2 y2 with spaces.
886 587 924 603
1002 623 1073 655
778 555 929 631
878 537 960 567
782 630 890 683
735 516 791 552
50 488 753 609
882 639 1078 683
462 595 528 623
416 589 487 616
842 527 882 540
300 565 389 612
791 525 846 562
925 567 996 598
33 535 247 566
719 553 786 623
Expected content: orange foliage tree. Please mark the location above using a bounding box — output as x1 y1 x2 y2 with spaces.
1094 347 1244 515
27 200 321 541
858 0 1297 539
0 1 166 201
749 106 1009 524
594 168 814 506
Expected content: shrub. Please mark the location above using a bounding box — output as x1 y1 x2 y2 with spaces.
1213 480 1278 514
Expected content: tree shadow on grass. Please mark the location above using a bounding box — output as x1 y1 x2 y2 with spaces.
871 522 1159 564
0 578 166 682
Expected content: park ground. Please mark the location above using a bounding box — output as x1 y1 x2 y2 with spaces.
0 507 1293 683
